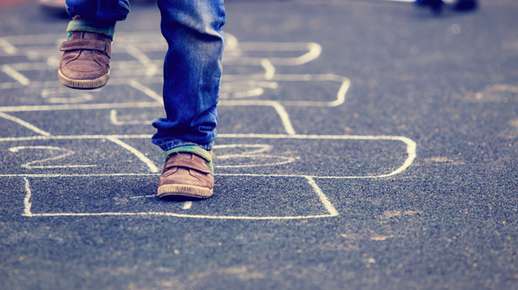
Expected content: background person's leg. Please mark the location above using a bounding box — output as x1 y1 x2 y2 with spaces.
152 0 226 152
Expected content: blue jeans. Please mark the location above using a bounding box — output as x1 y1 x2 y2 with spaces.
65 0 225 151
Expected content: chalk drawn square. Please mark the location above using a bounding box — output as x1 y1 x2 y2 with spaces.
0 83 164 107
123 135 415 179
22 175 338 220
221 75 349 107
0 138 158 175
1 103 288 136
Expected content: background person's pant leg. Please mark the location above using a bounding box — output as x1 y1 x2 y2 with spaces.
152 0 226 152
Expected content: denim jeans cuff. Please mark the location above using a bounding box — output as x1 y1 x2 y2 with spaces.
66 19 115 39
159 140 213 153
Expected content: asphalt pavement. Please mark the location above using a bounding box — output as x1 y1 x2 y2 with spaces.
0 0 517 289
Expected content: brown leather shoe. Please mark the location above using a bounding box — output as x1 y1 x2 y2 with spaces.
157 152 214 199
58 31 111 89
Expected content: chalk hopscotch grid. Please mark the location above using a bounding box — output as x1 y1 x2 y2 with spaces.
0 31 417 220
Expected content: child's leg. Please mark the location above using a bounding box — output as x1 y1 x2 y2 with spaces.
58 0 130 89
154 0 225 198
152 0 225 152
65 0 130 38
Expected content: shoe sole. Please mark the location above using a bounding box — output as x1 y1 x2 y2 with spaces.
58 69 109 90
157 184 213 199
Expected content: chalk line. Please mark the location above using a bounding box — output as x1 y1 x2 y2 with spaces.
221 100 296 135
28 211 336 220
261 59 276 80
2 65 30 86
8 146 96 169
215 143 298 169
271 102 296 135
0 101 161 113
109 109 154 126
0 112 51 136
125 45 158 76
304 176 339 216
0 38 17 55
128 79 163 103
129 194 155 200
41 87 95 104
22 177 32 217
106 136 160 173
237 42 322 66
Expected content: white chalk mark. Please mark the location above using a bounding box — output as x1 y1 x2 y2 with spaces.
25 49 54 60
268 74 350 107
8 62 53 70
128 194 155 200
9 146 96 169
374 136 416 178
109 110 123 125
271 102 296 135
4 62 156 78
293 42 322 66
27 212 336 220
237 42 322 66
0 133 416 180
125 45 158 76
215 143 273 155
220 100 296 135
214 144 298 168
2 65 30 86
304 176 338 216
261 59 276 80
128 79 163 103
0 38 17 55
106 136 160 173
41 88 95 104
221 80 278 99
0 112 51 136
224 32 240 52
182 201 192 210
8 61 57 70
330 77 351 107
284 77 350 107
217 157 294 168
0 101 161 113
7 60 161 71
109 109 154 126
46 56 60 67
222 87 265 99
22 177 32 217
